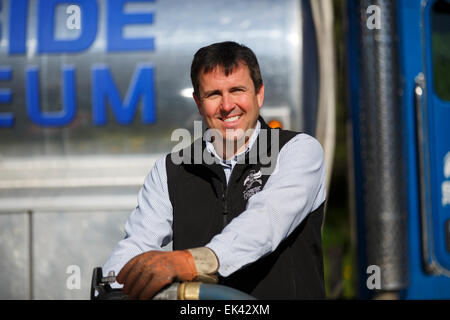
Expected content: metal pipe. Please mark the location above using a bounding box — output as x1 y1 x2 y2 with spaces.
198 284 257 300
357 0 409 290
177 282 256 300
310 0 337 208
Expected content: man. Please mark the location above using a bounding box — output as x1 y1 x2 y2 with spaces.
103 41 326 299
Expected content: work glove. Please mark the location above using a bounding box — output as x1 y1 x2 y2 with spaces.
116 247 219 300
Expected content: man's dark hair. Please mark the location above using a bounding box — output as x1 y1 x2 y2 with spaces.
190 41 263 96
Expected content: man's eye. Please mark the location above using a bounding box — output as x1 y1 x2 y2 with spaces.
206 93 219 99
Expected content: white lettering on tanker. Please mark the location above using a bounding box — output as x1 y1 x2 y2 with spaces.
444 152 450 179
443 152 450 206
442 182 450 206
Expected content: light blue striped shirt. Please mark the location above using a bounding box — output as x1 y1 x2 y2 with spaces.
204 120 262 184
103 121 326 281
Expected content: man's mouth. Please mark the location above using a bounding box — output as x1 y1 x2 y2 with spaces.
222 115 241 123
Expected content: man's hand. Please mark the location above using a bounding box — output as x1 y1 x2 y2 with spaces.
117 250 197 300
116 247 219 300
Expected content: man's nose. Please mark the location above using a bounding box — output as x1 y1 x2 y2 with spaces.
220 94 234 112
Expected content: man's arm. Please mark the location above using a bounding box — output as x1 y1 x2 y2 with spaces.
205 133 327 277
103 155 219 298
102 156 174 279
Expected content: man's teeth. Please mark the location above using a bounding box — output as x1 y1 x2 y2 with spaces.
223 116 240 122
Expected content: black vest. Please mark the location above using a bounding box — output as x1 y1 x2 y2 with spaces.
166 117 325 299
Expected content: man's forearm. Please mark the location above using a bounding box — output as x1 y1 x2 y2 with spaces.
206 134 326 277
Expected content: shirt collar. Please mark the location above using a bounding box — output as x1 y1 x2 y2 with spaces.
204 120 261 166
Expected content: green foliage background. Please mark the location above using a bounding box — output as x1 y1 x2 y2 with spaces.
322 0 356 299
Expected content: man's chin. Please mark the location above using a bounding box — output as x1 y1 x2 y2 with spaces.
223 135 248 148
223 132 245 142
206 127 249 147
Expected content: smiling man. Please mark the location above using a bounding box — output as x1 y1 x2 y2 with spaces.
103 41 327 300
191 47 264 159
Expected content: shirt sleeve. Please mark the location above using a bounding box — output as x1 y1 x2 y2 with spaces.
102 156 173 281
205 133 327 277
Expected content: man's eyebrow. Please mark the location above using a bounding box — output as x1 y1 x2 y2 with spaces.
202 86 248 98
202 89 221 98
230 85 248 91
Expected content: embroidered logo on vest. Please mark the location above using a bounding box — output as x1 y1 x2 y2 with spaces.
243 169 263 200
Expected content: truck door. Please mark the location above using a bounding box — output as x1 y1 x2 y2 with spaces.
416 0 450 276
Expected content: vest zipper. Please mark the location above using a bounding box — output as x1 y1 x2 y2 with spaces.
222 184 228 227
221 164 244 228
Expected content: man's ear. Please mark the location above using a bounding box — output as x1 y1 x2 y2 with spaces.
257 84 265 108
193 92 203 116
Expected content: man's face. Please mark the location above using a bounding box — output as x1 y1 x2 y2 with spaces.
193 63 264 146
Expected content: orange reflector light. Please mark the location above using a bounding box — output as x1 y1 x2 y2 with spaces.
268 119 283 129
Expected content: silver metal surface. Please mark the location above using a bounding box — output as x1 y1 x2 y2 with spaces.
0 213 30 300
32 211 129 300
153 283 179 300
0 0 303 158
0 155 161 191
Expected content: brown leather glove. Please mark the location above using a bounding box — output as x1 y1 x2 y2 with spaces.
117 248 218 300
116 250 197 299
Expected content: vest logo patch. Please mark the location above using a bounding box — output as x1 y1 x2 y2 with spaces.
243 169 263 200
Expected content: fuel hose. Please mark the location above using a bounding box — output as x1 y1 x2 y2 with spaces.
177 281 256 300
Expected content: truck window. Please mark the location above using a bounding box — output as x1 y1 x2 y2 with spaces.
432 0 450 101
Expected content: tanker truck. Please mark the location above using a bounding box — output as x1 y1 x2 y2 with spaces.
0 0 449 299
